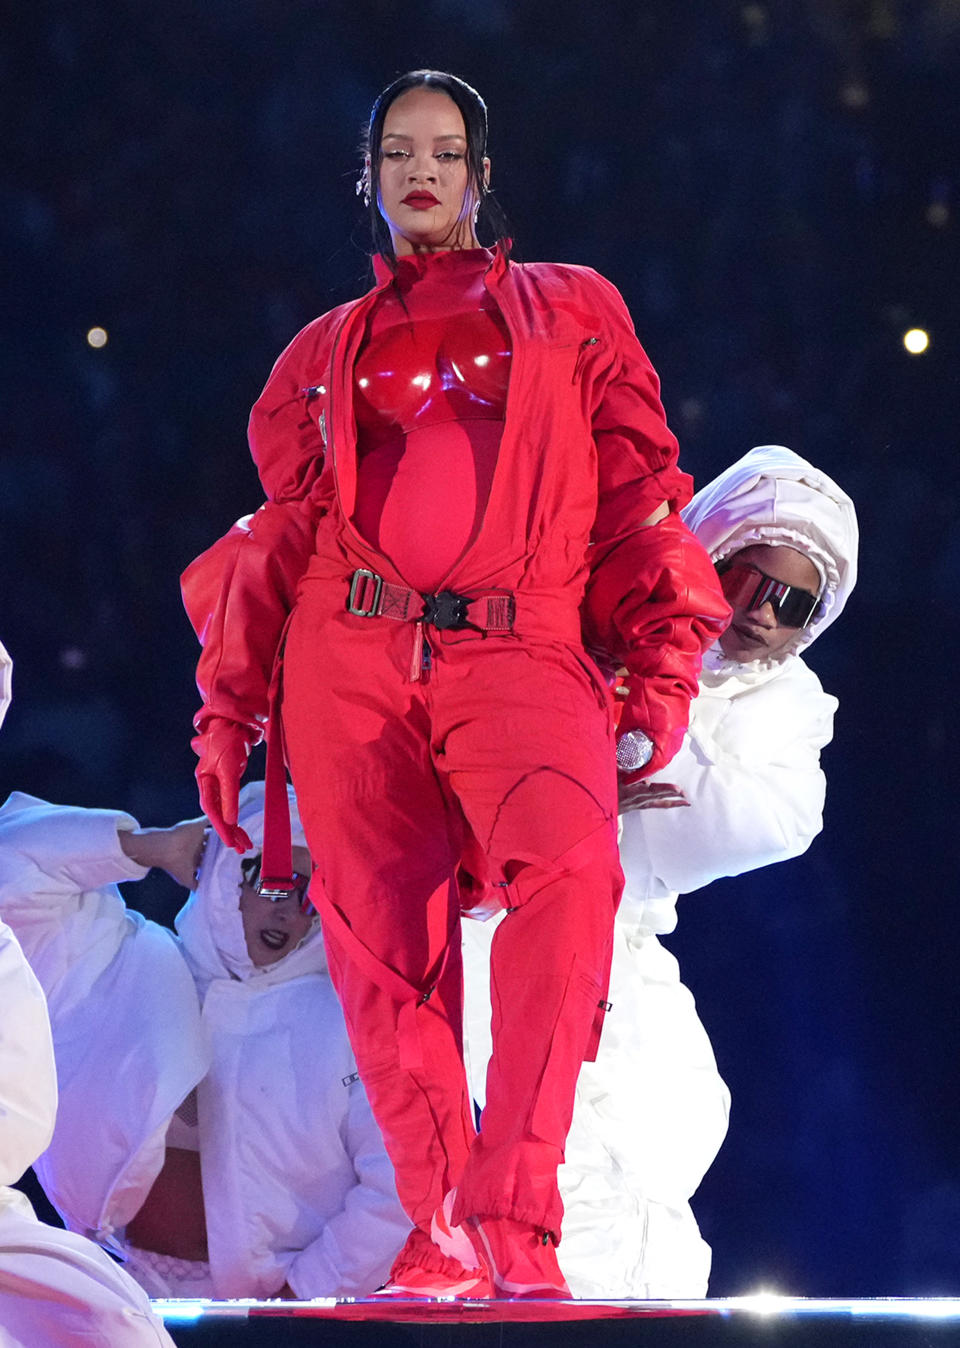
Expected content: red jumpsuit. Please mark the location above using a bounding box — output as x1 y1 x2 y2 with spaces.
184 245 729 1274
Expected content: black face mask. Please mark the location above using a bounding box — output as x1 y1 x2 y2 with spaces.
716 560 822 629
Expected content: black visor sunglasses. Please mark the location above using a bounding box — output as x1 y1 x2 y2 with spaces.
716 559 822 629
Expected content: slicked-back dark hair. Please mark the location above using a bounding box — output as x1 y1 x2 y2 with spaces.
363 69 511 267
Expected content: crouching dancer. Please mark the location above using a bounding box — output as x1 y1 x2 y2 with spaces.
0 645 175 1344
463 444 858 1297
0 916 178 1345
0 783 410 1301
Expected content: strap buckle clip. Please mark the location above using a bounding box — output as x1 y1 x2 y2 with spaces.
257 877 299 900
347 568 383 617
421 590 473 631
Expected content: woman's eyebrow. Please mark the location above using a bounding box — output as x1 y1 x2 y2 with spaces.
382 132 466 142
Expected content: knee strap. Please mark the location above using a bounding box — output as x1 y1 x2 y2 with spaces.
310 876 452 1072
505 815 618 908
502 816 618 1067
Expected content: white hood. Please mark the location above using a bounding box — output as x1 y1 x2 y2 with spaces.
175 781 327 992
683 444 859 662
0 640 11 729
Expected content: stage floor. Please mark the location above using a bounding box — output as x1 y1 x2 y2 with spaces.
157 1295 960 1346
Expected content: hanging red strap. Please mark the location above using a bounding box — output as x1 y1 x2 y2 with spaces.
257 618 296 896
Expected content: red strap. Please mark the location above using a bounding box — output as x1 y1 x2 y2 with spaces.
259 616 295 891
355 570 516 634
260 706 293 891
378 580 419 620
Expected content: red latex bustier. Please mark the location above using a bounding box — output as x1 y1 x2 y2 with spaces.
352 248 512 593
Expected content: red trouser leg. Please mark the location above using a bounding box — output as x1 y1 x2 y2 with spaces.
451 841 618 1236
283 582 620 1245
282 590 476 1241
432 644 622 1238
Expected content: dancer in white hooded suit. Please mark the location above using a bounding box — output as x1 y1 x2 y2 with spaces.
0 921 177 1345
462 445 858 1298
0 645 175 1346
0 781 410 1302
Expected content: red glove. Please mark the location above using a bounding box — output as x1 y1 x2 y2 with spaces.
191 715 254 852
181 500 319 727
183 501 321 854
583 511 731 779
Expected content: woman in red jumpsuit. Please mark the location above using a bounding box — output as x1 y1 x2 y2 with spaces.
187 70 729 1298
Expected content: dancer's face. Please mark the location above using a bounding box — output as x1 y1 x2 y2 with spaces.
376 87 486 256
718 544 822 662
238 845 316 967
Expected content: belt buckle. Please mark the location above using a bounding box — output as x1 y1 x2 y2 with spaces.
347 568 383 617
422 589 471 630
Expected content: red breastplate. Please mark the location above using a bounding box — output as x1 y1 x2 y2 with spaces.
351 249 512 593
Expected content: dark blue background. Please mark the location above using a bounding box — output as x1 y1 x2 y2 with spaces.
2 0 957 1297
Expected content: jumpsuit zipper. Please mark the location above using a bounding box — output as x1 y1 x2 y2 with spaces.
300 386 326 446
327 296 434 686
409 623 432 682
331 258 519 685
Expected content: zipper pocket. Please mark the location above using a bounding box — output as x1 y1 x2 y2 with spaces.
572 336 601 384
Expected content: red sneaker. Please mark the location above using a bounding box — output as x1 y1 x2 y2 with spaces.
374 1223 492 1299
430 1190 482 1270
374 1264 492 1298
470 1216 571 1299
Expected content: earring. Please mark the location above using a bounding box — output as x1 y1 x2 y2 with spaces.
355 171 371 208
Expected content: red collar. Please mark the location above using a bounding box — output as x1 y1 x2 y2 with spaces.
371 239 511 286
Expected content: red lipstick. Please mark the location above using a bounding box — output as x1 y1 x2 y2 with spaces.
402 191 440 209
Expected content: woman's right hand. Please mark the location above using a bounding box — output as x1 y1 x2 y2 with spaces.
119 818 208 888
618 779 689 814
191 716 254 852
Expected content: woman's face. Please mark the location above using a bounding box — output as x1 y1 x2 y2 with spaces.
238 844 316 967
376 86 484 256
718 543 822 663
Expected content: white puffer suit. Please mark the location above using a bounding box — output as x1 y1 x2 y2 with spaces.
0 919 175 1344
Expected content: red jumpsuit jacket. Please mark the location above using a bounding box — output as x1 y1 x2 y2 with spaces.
185 247 728 777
